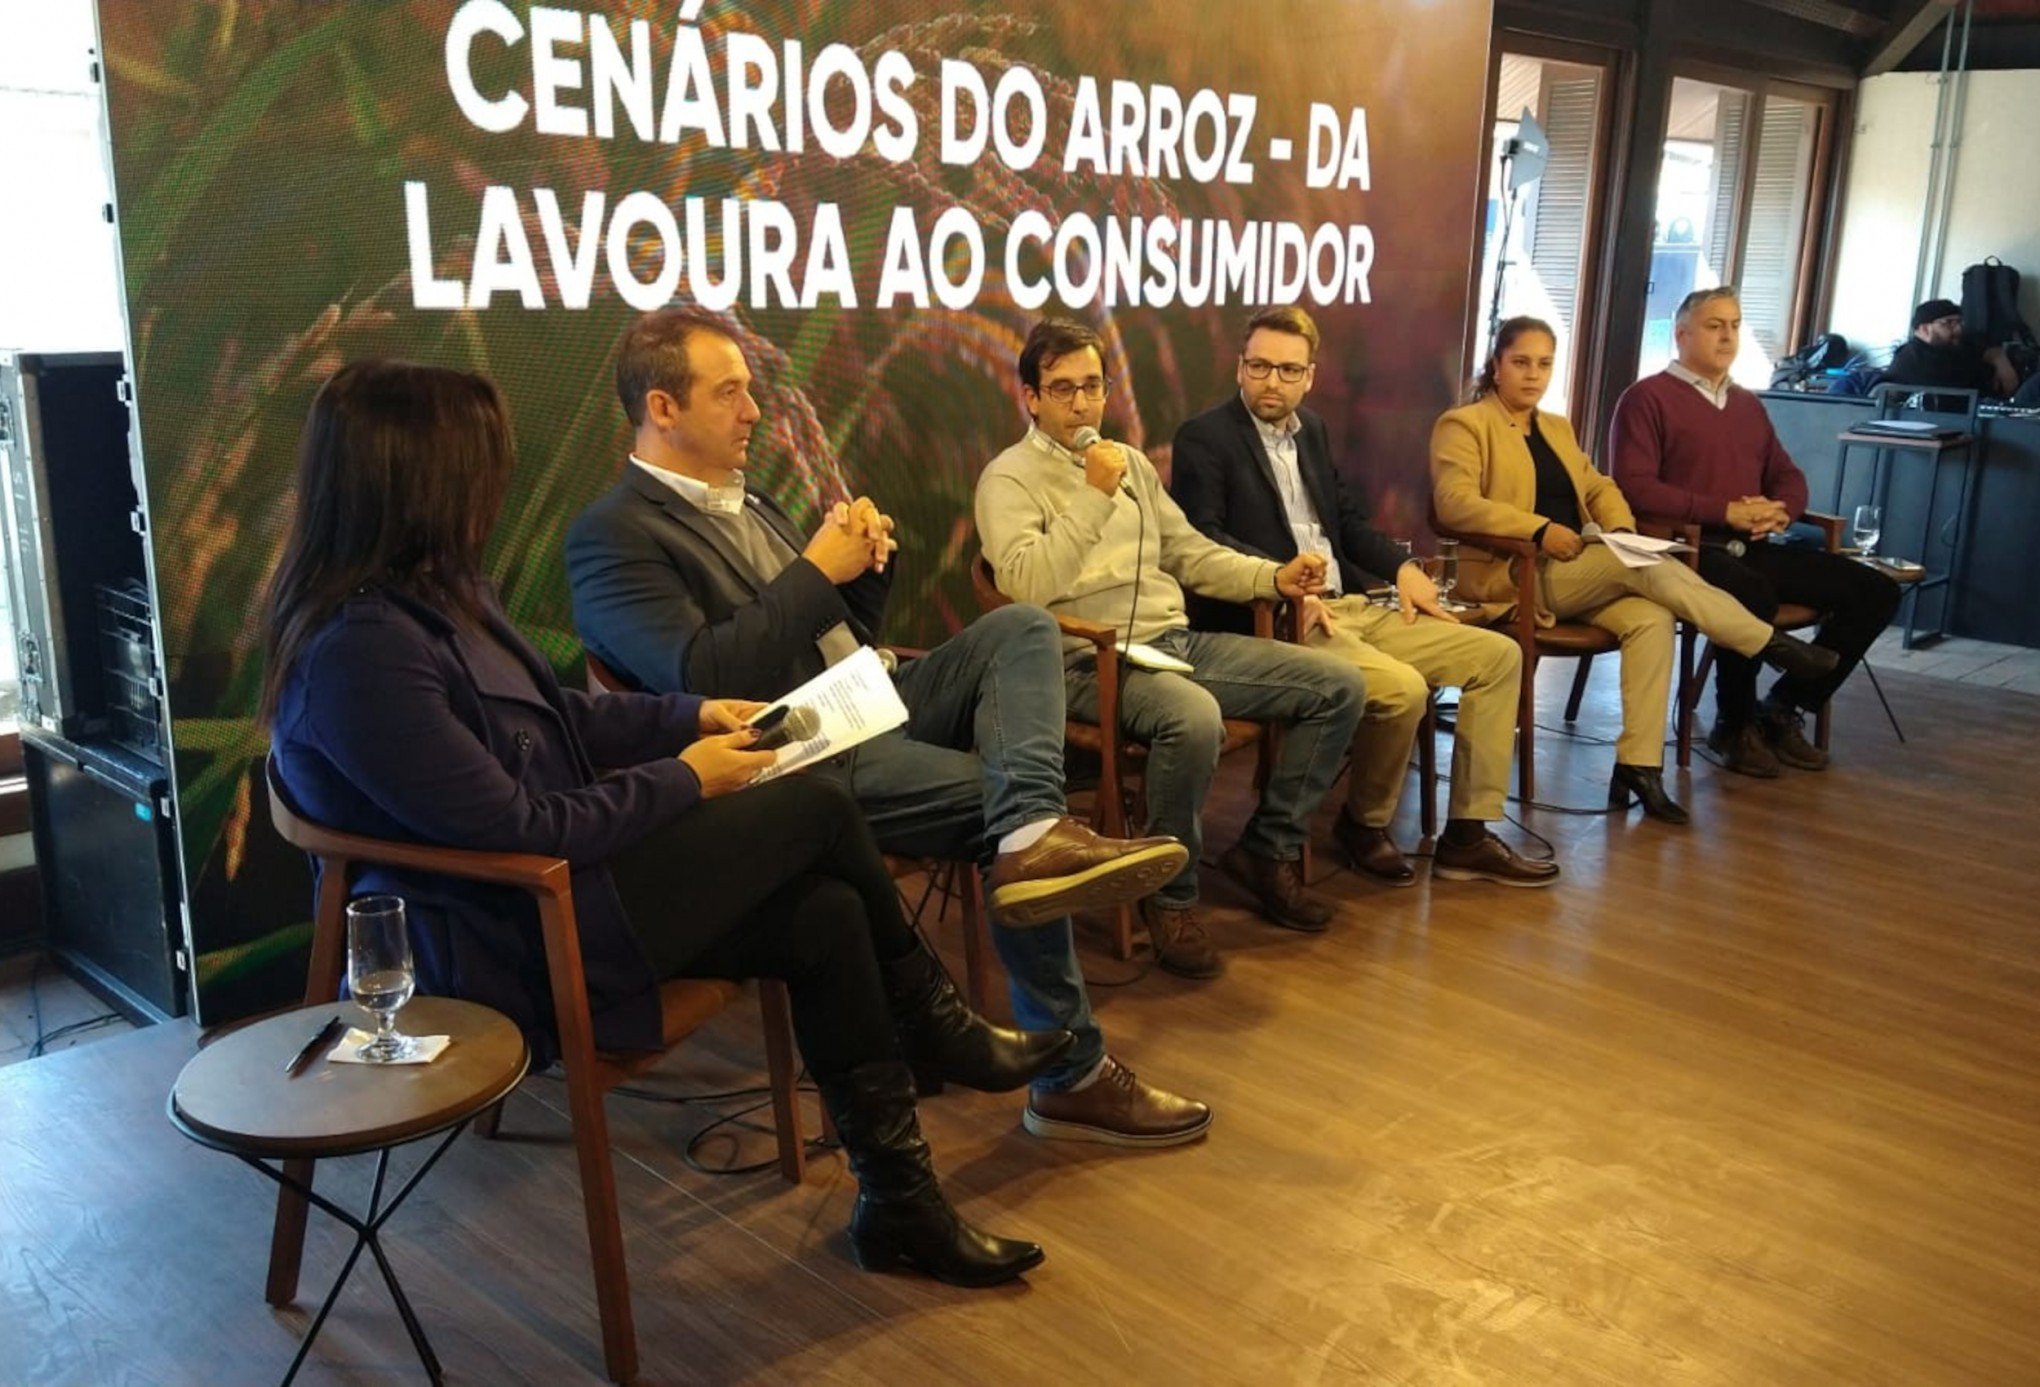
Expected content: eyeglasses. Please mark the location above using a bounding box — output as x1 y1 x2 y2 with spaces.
1039 377 1111 404
1242 358 1311 383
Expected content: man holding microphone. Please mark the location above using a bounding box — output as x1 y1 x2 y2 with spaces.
976 318 1367 979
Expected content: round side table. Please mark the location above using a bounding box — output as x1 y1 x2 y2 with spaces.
169 997 528 1385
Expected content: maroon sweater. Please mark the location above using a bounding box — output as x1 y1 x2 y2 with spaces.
1607 371 1809 529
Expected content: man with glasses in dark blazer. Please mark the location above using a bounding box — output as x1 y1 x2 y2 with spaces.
1172 306 1556 889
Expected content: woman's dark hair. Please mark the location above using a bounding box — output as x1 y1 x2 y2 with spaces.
1471 315 1558 402
258 360 514 723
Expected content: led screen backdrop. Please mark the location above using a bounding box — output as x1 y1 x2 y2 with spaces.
97 0 1494 1021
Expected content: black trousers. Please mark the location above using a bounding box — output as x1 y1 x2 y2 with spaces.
607 775 917 1078
1698 541 1902 726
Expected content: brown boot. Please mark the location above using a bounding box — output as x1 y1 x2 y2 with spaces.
985 817 1188 926
1217 844 1332 932
1142 899 1223 979
1023 1057 1213 1148
1331 811 1416 887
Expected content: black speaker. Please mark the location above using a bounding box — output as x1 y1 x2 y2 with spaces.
0 350 151 749
22 728 187 1020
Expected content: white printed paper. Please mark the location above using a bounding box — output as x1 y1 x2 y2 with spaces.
1122 641 1196 673
329 1029 452 1064
1592 531 1689 569
751 645 910 780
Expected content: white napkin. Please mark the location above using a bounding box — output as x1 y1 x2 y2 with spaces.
328 1028 452 1065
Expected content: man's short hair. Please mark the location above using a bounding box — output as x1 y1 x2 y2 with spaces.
1241 305 1320 361
1018 318 1104 391
615 309 735 427
1675 287 1740 327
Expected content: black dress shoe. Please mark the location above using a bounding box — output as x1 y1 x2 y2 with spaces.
1608 763 1689 824
1331 811 1417 886
1759 633 1840 684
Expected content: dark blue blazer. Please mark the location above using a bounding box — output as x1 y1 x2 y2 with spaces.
1171 393 1408 633
565 464 892 699
270 587 705 1060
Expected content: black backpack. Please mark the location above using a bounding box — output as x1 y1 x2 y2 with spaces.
1960 257 2039 377
1769 332 1850 390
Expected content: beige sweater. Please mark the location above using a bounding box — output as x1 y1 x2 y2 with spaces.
976 427 1279 649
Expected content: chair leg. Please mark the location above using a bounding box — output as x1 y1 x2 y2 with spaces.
756 980 807 1185
1517 654 1538 804
957 869 1009 1025
1418 698 1439 844
1690 642 1719 759
537 894 639 1385
1675 625 1697 769
1564 656 1594 723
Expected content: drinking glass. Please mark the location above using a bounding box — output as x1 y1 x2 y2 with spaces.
1851 504 1883 558
347 895 418 1063
1437 538 1460 605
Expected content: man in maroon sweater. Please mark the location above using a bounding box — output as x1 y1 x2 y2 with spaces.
1609 288 1900 777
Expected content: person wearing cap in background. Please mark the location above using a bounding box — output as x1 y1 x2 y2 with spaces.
1885 298 2019 398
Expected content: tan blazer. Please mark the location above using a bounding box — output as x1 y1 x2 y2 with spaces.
1430 396 1638 626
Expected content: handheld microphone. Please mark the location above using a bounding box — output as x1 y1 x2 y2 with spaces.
1071 427 1133 495
750 704 820 752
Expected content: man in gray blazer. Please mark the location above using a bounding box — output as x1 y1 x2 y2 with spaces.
566 308 1210 1149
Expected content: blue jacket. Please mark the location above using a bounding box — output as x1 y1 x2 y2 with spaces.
270 587 705 1060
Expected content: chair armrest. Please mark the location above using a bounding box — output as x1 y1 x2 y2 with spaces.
1636 518 1704 571
266 763 570 897
1055 613 1119 652
1432 519 1536 562
1801 510 1844 551
1249 598 1278 641
1432 522 1538 639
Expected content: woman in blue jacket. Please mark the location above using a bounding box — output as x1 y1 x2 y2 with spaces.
262 360 1064 1287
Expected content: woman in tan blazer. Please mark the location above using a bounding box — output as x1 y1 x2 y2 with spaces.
1430 317 1835 823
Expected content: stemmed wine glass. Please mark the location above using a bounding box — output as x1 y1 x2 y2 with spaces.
347 895 418 1063
1851 504 1883 559
1437 538 1460 607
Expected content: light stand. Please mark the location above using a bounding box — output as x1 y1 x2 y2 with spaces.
1483 108 1549 356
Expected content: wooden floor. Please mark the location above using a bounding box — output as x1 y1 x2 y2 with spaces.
4 662 2037 1386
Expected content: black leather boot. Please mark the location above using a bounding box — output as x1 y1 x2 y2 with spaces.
1608 763 1689 825
814 1061 1046 1287
881 939 1074 1094
1759 632 1840 684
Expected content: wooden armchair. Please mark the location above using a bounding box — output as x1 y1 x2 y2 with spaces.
264 761 806 1385
1428 509 1698 803
970 553 1289 959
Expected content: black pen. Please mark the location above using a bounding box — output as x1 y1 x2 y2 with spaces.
284 1015 346 1077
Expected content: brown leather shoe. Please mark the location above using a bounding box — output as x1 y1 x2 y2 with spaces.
1431 831 1561 888
985 817 1189 926
1217 844 1332 931
1760 703 1829 771
1023 1057 1213 1148
1331 811 1416 887
1707 721 1781 779
1142 900 1223 979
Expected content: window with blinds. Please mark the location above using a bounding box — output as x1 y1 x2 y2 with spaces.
1739 97 1819 362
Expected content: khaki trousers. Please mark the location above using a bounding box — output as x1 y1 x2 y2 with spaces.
1535 545 1773 767
1305 595 1522 823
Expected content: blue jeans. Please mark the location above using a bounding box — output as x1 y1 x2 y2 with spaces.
834 604 1103 1089
1065 626 1366 909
